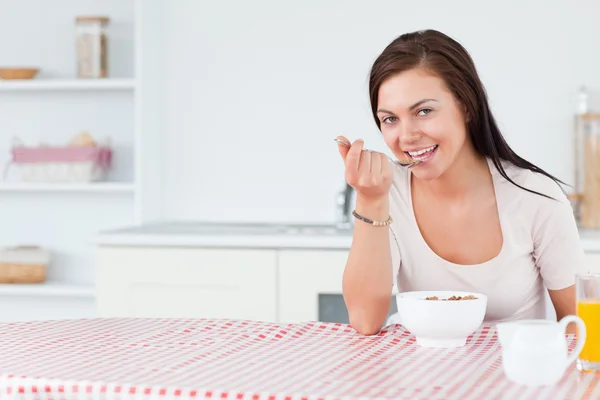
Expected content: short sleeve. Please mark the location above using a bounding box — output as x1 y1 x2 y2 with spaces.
389 225 402 292
531 184 586 290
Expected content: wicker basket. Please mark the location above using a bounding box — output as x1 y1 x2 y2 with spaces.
0 246 50 284
0 263 46 283
0 68 40 80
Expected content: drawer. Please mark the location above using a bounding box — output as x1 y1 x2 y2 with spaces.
96 246 277 321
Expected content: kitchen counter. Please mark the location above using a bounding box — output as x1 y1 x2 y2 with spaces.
95 221 600 252
94 221 354 249
94 222 600 324
578 228 600 252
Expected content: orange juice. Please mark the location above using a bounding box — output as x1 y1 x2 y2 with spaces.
577 299 600 362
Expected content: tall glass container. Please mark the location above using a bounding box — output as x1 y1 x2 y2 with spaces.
578 114 600 228
75 16 109 78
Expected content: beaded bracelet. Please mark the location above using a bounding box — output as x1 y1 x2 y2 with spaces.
352 210 393 226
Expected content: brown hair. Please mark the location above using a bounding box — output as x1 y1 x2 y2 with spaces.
368 29 564 198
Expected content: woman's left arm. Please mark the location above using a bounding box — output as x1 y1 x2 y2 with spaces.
531 187 586 332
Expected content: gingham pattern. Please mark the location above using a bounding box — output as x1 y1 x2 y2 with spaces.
0 318 597 400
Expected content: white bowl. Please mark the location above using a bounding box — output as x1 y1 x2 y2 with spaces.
394 291 487 348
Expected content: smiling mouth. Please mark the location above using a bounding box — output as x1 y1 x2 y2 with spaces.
405 145 438 162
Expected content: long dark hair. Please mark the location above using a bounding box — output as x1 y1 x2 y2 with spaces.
368 29 565 199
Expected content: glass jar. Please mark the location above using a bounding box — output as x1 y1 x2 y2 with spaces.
75 16 109 78
576 114 600 228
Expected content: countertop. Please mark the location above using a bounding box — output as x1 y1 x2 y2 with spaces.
95 221 600 252
94 221 354 249
579 229 600 252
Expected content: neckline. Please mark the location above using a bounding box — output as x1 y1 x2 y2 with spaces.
406 157 506 268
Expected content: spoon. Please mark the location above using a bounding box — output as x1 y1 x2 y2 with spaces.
333 138 422 168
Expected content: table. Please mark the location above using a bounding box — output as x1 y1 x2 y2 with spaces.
0 318 597 400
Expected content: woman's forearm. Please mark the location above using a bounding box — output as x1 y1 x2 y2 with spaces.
342 196 393 335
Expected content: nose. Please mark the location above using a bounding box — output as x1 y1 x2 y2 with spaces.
398 119 422 144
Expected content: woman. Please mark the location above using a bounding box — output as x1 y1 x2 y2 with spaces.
337 29 585 336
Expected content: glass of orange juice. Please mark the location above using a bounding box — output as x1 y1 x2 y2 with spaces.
576 273 600 372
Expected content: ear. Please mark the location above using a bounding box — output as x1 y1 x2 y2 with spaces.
463 104 471 123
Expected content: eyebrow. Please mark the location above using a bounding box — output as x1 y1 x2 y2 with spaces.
377 99 438 115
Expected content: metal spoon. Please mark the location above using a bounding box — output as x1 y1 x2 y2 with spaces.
333 138 422 168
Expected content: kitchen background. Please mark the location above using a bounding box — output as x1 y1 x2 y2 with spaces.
1 0 600 324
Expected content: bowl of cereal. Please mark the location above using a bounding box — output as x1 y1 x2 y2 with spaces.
394 291 487 348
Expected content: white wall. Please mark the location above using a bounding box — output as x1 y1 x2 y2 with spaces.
147 1 600 224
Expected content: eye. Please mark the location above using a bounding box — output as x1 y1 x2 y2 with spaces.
382 116 398 124
417 108 433 116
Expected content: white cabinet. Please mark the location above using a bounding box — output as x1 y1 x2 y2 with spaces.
278 250 348 323
97 246 350 323
96 247 277 321
95 245 600 325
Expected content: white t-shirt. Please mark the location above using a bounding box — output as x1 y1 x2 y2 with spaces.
388 157 586 323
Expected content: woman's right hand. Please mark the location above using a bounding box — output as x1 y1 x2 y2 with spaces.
336 136 393 201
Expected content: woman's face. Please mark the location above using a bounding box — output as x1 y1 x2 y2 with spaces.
377 67 471 180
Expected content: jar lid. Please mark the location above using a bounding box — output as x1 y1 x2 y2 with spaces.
75 16 110 23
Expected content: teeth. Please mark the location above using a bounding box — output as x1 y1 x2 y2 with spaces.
408 145 437 157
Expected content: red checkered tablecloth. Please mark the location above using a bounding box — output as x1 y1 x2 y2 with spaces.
0 318 597 400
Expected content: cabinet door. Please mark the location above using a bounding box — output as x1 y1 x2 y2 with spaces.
584 252 600 274
278 249 397 323
95 246 277 321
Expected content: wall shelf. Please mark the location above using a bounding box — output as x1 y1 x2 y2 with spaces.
0 182 135 193
0 281 95 298
0 0 143 323
0 78 136 92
